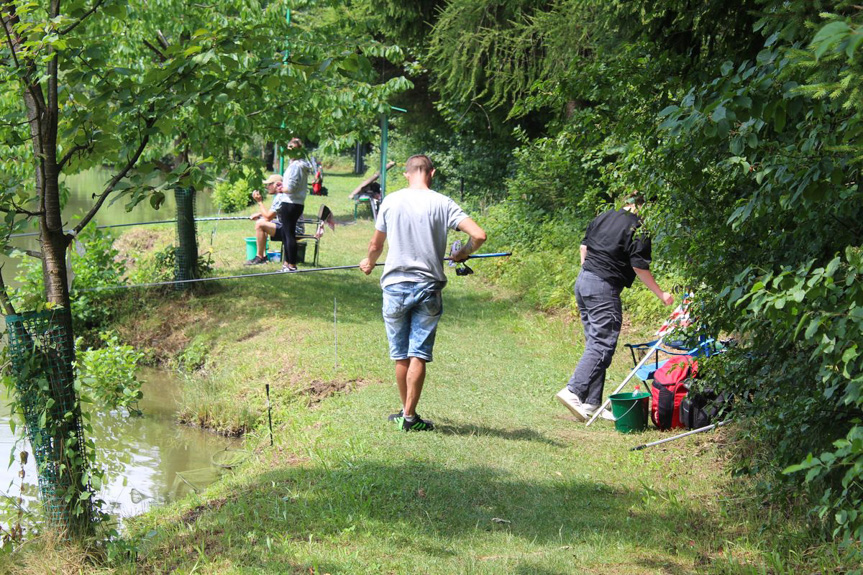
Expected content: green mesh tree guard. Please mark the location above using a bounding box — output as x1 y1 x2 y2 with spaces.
4 309 93 533
175 186 199 289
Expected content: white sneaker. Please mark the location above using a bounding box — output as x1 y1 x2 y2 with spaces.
556 387 591 421
584 403 616 421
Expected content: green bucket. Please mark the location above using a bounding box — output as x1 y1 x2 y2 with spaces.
609 391 651 434
245 237 259 261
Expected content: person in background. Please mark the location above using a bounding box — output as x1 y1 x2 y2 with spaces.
245 174 286 265
279 137 314 272
359 154 487 432
556 192 674 421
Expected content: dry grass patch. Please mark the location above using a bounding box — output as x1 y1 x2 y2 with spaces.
116 295 218 362
299 377 372 407
0 531 110 575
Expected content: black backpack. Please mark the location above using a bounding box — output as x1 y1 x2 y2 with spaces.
679 388 731 429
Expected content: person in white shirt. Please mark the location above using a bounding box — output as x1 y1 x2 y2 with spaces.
360 155 487 432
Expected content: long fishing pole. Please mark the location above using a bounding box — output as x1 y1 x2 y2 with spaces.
8 216 321 238
78 252 513 292
630 420 729 451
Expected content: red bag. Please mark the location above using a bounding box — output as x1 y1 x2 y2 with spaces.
651 355 698 430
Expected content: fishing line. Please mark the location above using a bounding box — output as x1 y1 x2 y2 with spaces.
78 252 512 292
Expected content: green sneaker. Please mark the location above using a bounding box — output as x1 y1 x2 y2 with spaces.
396 415 435 432
387 409 403 422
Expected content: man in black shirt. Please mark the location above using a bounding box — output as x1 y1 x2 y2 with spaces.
557 194 674 422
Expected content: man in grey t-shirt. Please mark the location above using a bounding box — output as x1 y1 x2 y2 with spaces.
360 155 487 432
245 174 288 265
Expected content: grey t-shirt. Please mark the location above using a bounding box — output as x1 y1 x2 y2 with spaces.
375 188 469 287
281 159 313 205
269 193 290 224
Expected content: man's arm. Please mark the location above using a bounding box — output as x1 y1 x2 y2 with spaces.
249 190 276 221
359 230 387 274
580 244 587 265
633 267 674 306
452 218 487 262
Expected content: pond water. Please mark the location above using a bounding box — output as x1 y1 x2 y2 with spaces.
61 167 218 226
0 367 240 520
1 167 218 285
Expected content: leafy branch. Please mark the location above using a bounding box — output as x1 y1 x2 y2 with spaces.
59 0 106 36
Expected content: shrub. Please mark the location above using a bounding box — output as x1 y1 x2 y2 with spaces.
212 177 254 213
75 332 145 415
127 244 214 286
13 225 125 335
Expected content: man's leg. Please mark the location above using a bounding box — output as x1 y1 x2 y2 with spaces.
254 220 277 258
382 283 410 420
403 357 427 417
396 282 441 430
395 359 409 408
567 272 621 406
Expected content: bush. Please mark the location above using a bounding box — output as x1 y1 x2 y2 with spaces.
127 244 214 286
13 224 125 335
212 177 254 213
75 331 144 415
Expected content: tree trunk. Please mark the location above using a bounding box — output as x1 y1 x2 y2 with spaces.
175 186 199 287
10 0 94 534
264 141 275 172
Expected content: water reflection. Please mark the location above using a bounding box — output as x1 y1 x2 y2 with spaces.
1 166 218 285
62 167 217 227
0 367 239 520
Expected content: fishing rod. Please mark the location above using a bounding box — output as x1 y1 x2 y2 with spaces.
8 216 321 238
630 420 729 451
78 252 512 292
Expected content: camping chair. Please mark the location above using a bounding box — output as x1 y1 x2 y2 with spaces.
353 182 381 220
274 208 321 267
624 337 719 383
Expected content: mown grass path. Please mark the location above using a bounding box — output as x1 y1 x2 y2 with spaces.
115 172 792 574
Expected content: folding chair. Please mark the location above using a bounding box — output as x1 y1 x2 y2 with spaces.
624 337 718 384
274 211 321 267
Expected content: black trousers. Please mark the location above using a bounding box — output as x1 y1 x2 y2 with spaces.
278 203 305 265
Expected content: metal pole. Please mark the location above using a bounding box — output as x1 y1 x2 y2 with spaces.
266 384 274 447
278 8 291 175
379 106 406 200
380 113 388 198
334 297 339 369
630 420 729 451
585 336 666 427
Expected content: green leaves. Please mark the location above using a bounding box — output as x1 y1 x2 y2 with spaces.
811 21 852 60
75 332 145 415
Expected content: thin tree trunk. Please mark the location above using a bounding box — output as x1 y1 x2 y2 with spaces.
8 0 93 535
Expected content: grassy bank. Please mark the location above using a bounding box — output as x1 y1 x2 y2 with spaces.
2 170 848 573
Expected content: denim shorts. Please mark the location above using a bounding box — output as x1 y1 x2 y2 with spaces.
382 281 444 362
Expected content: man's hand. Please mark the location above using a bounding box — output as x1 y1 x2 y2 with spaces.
660 292 674 306
359 258 375 275
454 219 487 262
251 190 263 203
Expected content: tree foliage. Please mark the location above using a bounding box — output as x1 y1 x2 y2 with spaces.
414 0 863 547
0 0 409 535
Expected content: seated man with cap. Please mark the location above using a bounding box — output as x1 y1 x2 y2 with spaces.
245 173 288 265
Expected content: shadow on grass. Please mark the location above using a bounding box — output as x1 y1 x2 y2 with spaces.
195 268 522 329
435 421 567 447
142 460 722 573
